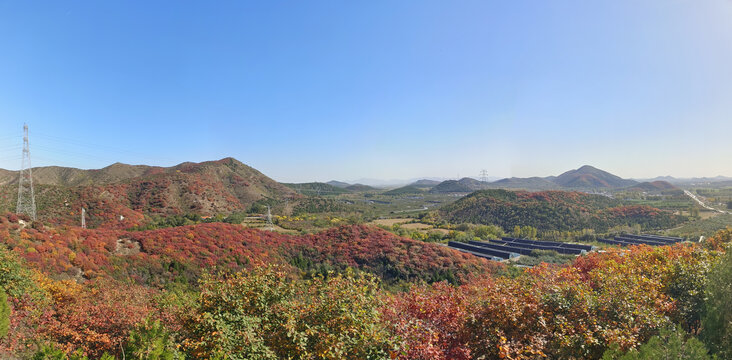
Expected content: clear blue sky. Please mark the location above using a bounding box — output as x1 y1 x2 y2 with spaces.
1 1 731 182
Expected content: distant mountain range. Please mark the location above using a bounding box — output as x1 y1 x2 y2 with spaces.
428 165 674 193
326 177 454 188
352 165 689 195
637 175 732 184
323 167 732 192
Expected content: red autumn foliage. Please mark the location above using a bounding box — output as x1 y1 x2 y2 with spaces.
42 279 155 358
0 215 495 286
383 281 473 360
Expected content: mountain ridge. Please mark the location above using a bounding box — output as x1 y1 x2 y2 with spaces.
430 165 641 192
0 157 299 227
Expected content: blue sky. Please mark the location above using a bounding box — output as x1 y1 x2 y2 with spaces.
1 1 731 182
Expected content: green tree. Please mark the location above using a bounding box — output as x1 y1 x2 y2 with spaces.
31 345 114 360
521 225 538 240
32 344 67 360
702 246 732 358
0 245 44 299
512 225 521 238
666 252 715 334
126 319 184 360
602 327 712 360
473 225 505 240
182 266 392 359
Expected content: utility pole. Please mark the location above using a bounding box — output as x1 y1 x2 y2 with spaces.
81 207 86 229
16 124 36 220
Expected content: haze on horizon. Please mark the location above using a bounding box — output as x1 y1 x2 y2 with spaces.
1 1 731 183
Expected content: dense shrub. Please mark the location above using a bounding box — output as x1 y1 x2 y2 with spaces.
181 266 393 359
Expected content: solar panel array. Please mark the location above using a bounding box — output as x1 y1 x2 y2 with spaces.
501 237 594 252
598 233 684 247
448 237 594 260
449 233 685 260
448 241 518 260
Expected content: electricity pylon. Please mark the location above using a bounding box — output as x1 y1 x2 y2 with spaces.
480 169 489 183
16 124 36 220
266 205 274 231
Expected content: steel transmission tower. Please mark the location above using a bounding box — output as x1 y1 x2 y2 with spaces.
480 169 489 183
16 124 36 220
266 205 274 231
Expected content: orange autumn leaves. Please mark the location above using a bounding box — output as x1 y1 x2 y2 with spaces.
384 237 725 360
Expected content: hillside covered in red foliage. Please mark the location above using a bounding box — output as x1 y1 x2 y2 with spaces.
0 214 496 286
0 158 299 229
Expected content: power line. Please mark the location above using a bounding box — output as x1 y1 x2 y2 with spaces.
33 132 180 164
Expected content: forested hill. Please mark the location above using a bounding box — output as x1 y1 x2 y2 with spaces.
0 158 299 228
439 189 684 231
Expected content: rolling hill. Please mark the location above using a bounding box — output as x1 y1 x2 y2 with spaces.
383 185 427 196
429 178 488 194
410 179 441 187
345 183 378 192
384 179 442 196
439 189 684 231
624 181 678 192
553 165 637 189
0 162 158 187
283 182 351 196
491 176 559 190
326 180 351 188
0 158 299 228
